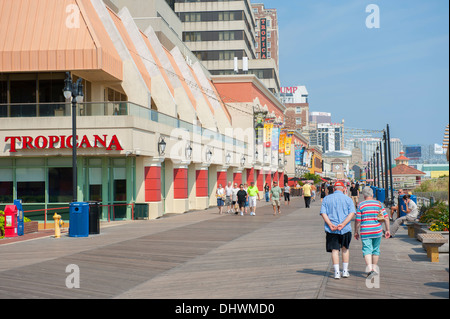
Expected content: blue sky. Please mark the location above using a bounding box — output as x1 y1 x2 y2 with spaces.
257 0 449 146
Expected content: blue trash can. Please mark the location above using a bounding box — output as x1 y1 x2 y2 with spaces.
372 187 378 199
377 188 386 204
69 202 89 238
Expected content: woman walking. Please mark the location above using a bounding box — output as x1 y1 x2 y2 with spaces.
320 183 327 202
264 183 270 202
283 183 291 206
354 187 391 279
216 184 225 214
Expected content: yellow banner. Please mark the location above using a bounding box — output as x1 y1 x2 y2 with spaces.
264 123 273 148
279 132 286 154
285 132 293 155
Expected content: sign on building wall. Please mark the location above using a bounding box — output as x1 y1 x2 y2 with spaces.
285 132 293 155
264 122 273 148
4 134 124 153
260 18 267 59
279 131 286 154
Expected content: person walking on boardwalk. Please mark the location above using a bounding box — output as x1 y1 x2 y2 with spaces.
216 184 225 214
264 183 270 202
283 183 291 206
225 181 233 214
247 181 260 216
232 183 240 214
311 183 317 202
354 187 391 279
349 182 359 209
390 195 419 237
320 183 327 202
270 181 283 215
320 181 356 279
302 181 312 208
236 184 248 216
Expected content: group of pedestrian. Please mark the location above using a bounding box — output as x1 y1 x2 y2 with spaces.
216 180 293 217
216 181 261 216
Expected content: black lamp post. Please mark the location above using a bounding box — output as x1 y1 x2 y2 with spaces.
64 72 84 203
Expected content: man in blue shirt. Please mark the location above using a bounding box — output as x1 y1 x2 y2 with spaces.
320 181 356 279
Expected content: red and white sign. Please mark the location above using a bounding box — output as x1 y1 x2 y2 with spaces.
280 87 299 94
5 134 124 153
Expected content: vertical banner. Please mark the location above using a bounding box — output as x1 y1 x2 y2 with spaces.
285 132 293 155
264 122 273 148
260 18 267 59
255 115 264 145
279 131 286 154
300 147 306 166
295 146 301 166
272 126 280 151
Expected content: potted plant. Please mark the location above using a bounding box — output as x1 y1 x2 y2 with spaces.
419 201 449 252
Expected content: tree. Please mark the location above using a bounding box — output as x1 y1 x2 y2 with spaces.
303 173 322 185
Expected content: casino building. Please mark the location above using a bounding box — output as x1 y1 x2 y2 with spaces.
0 0 286 223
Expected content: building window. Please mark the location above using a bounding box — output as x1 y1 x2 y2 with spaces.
16 167 45 203
0 168 13 203
89 167 103 202
48 168 73 203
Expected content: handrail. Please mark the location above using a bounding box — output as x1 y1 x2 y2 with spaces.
0 101 247 149
23 202 137 229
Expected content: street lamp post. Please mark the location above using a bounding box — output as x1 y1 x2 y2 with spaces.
64 73 84 203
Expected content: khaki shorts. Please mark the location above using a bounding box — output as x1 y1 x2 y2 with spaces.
272 199 281 207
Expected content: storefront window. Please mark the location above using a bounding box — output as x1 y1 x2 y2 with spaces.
89 167 102 201
16 168 45 203
48 168 73 203
113 167 126 202
0 168 13 203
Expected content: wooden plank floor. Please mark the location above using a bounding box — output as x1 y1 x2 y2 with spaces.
0 197 448 299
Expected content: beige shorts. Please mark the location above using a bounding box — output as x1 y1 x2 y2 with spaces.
272 199 281 207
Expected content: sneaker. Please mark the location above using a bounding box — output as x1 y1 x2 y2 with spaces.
334 272 341 280
366 270 377 280
342 270 350 278
240 211 243 216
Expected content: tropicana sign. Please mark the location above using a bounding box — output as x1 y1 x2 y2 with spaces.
5 134 124 153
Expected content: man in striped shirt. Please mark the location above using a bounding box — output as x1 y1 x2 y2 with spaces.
355 187 391 279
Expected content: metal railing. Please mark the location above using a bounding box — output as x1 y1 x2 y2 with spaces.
0 102 247 149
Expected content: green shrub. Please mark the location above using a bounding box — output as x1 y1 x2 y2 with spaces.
419 201 449 232
0 210 4 239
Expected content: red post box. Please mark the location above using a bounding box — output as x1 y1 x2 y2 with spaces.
4 205 18 238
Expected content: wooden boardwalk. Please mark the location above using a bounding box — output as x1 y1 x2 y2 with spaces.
0 197 448 299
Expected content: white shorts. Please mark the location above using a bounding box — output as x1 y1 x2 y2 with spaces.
249 196 257 207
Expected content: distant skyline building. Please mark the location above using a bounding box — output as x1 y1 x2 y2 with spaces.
281 86 309 133
309 121 345 153
309 112 332 124
346 137 403 164
405 144 449 165
172 0 280 93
